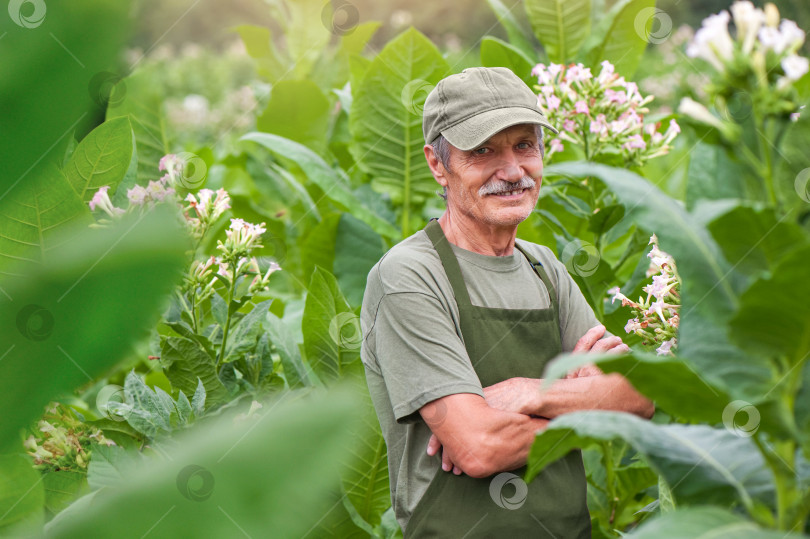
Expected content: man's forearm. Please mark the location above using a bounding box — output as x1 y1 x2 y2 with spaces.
455 411 548 478
426 395 550 479
522 374 654 419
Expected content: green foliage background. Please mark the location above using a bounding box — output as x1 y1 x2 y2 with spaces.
1 0 809 537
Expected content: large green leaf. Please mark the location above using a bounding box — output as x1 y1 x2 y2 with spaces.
526 411 774 511
64 116 134 202
730 246 810 363
0 205 187 451
257 80 330 153
334 213 386 307
241 132 399 239
342 386 390 529
44 387 363 538
234 24 288 83
0 163 92 275
627 506 801 538
480 37 536 85
484 0 536 58
106 70 170 186
301 213 342 283
707 204 807 281
545 161 772 399
161 336 228 408
685 143 749 210
348 27 449 238
265 313 312 389
317 380 390 537
580 0 655 77
0 454 45 532
42 470 87 516
524 0 591 64
223 299 275 363
312 21 382 91
542 352 731 423
0 0 130 195
280 0 331 80
302 267 362 383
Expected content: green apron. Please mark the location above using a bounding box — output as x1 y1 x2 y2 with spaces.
405 219 590 538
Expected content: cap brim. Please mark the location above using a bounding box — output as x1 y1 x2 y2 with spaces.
441 106 559 151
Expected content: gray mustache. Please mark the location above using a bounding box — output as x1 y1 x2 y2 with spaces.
478 176 536 196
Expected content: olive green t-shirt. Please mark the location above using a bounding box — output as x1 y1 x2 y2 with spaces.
359 229 600 534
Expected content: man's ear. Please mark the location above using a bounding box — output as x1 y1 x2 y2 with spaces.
424 144 448 190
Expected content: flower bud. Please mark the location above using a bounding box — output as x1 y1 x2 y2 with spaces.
764 3 779 28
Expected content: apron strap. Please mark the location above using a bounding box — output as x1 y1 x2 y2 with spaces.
424 218 473 307
425 219 558 313
513 242 560 317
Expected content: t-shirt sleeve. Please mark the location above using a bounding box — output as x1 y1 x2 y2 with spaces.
371 291 484 424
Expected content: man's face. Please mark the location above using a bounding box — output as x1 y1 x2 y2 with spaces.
442 124 544 228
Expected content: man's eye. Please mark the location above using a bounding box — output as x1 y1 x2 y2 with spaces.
517 142 532 149
473 147 488 155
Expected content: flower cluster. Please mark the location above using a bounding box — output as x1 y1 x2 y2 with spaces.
608 235 680 356
217 218 266 259
158 154 185 186
88 186 125 223
184 188 231 238
24 403 113 471
532 60 680 167
681 1 807 123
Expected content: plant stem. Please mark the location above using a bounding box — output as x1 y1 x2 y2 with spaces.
753 434 797 530
216 274 237 369
755 114 777 207
190 288 198 333
603 441 618 524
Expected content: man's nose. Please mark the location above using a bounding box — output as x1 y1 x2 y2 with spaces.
493 150 523 182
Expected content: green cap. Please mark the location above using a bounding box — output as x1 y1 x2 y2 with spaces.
422 66 558 151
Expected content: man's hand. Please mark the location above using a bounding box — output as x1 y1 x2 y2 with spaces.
573 324 630 355
483 377 537 415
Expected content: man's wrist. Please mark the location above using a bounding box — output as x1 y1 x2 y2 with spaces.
520 377 547 416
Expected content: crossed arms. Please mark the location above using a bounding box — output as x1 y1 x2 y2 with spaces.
420 325 655 479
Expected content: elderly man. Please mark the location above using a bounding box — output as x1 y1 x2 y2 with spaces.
360 67 654 538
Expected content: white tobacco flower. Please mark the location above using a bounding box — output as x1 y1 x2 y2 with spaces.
663 119 681 144
687 11 734 71
647 298 667 323
759 20 805 55
644 274 674 300
782 54 809 81
678 97 715 124
604 88 627 104
158 154 184 186
191 256 216 282
538 84 555 97
624 317 643 334
779 19 805 53
597 61 615 85
127 185 148 206
219 218 266 255
532 64 552 84
623 135 646 151
590 114 608 137
730 1 765 54
89 186 124 218
566 63 593 83
545 94 561 111
656 338 677 356
146 180 174 202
